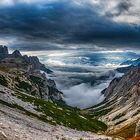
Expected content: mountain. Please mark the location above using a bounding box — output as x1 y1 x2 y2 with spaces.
121 58 140 66
85 63 140 138
1 45 140 139
0 46 60 102
0 46 113 139
116 58 140 74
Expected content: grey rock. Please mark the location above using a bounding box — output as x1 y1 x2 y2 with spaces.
0 131 8 140
0 45 8 57
0 46 63 102
103 66 140 106
12 50 22 57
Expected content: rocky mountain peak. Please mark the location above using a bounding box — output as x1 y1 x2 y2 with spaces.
0 45 9 57
12 50 22 57
0 47 52 73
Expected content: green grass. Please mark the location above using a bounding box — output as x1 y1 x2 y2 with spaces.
0 73 107 133
84 99 115 118
0 91 107 133
93 108 112 117
86 107 112 118
16 81 32 91
30 75 43 87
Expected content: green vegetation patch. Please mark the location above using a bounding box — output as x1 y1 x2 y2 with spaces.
84 99 115 118
94 108 112 117
16 81 32 91
87 108 112 118
1 91 107 133
30 75 43 87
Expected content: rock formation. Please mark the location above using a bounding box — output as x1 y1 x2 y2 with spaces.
86 63 140 138
100 66 140 135
0 46 61 102
12 50 22 57
0 46 52 74
0 45 8 58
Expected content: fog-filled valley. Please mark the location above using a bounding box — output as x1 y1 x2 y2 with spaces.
21 49 139 109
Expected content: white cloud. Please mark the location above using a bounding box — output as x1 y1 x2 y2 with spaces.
74 0 140 24
62 82 106 109
0 0 14 5
0 0 57 6
98 0 140 24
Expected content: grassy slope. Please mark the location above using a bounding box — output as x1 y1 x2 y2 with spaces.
0 69 136 137
0 89 107 133
0 66 107 133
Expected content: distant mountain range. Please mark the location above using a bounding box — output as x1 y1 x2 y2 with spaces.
121 58 140 66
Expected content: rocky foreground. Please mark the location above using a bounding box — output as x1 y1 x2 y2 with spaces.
0 104 114 140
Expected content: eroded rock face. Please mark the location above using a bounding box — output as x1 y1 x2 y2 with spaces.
87 65 140 136
0 46 62 102
12 50 22 57
103 65 140 108
0 46 52 74
0 45 8 57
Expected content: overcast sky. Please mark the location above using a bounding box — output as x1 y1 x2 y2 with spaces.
0 0 139 51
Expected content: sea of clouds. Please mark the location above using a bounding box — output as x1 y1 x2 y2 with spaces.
23 49 138 109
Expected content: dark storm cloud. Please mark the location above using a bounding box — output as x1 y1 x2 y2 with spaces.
117 1 132 13
106 1 132 17
0 0 139 50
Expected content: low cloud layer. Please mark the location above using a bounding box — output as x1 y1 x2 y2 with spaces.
62 82 108 109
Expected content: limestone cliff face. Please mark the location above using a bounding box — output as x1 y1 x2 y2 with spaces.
100 66 140 135
0 46 62 103
0 45 52 73
0 45 8 58
85 64 140 137
104 69 140 103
